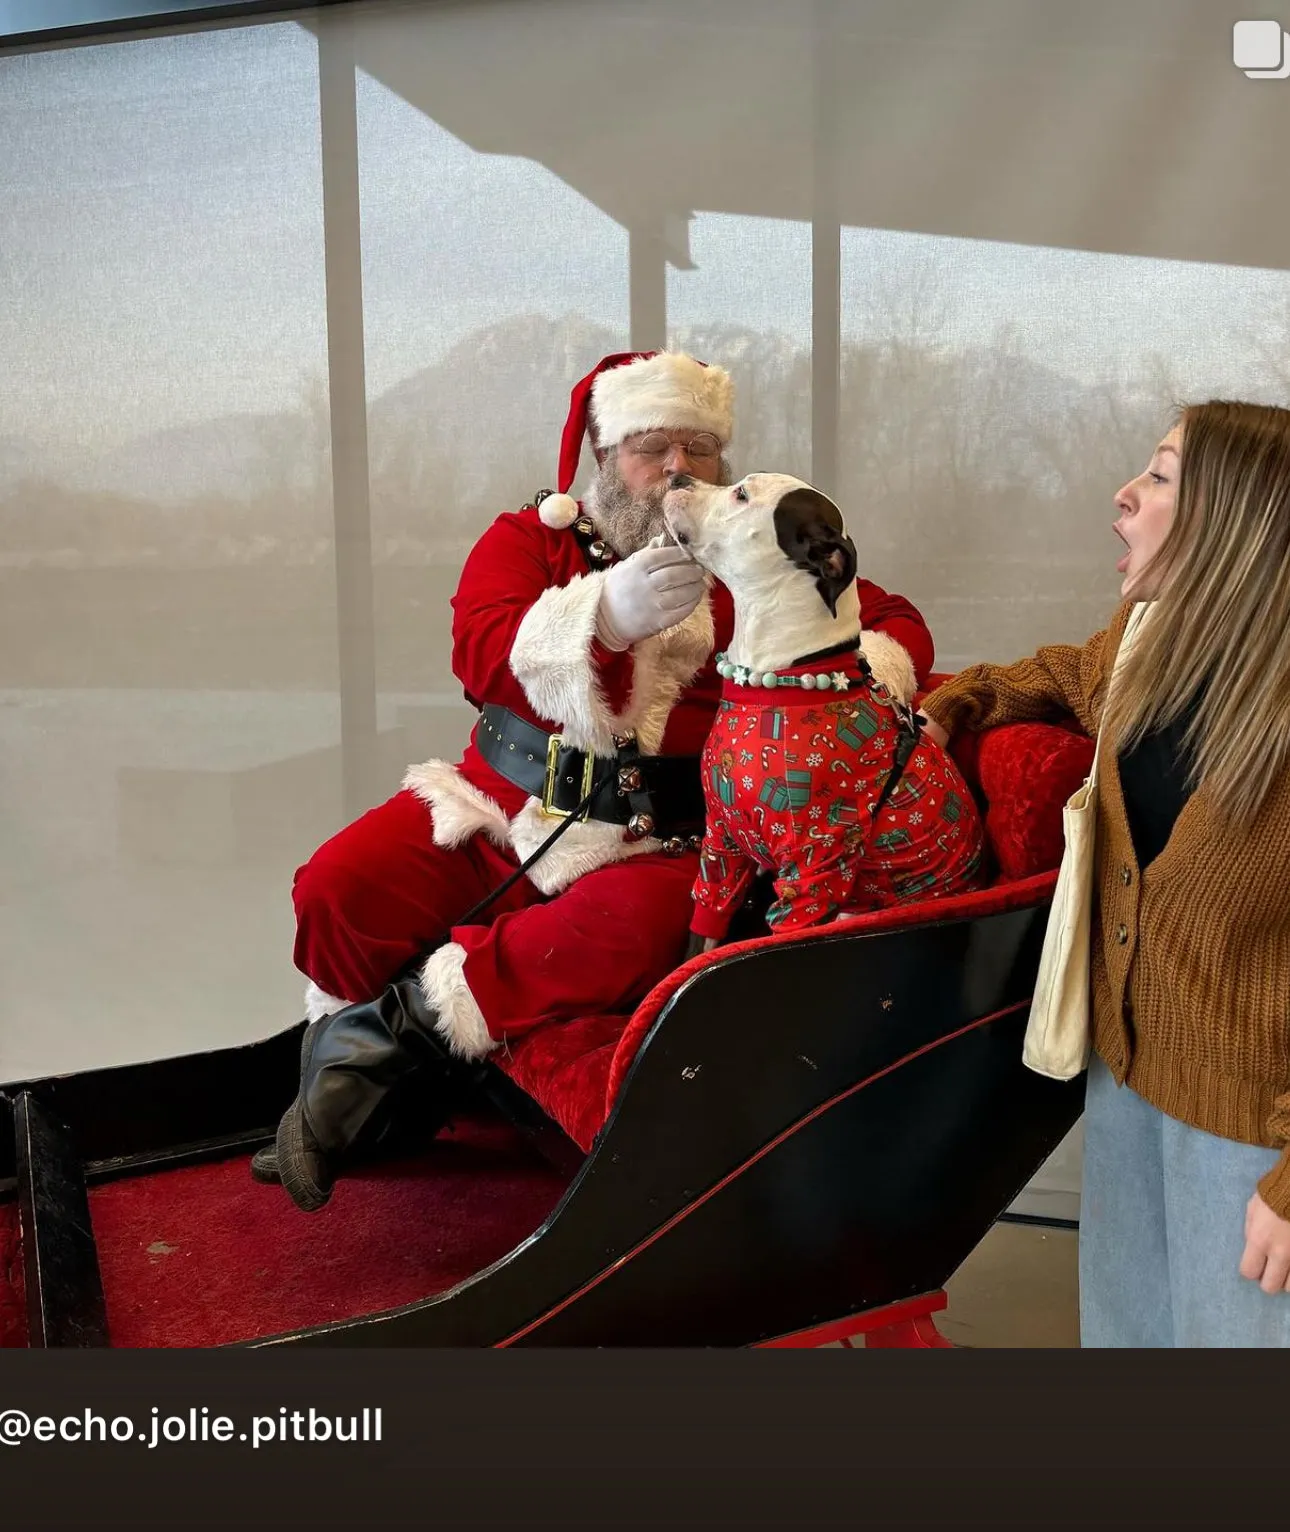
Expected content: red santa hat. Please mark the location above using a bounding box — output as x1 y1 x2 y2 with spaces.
537 350 735 529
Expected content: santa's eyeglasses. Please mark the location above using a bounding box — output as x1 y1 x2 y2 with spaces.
623 431 722 463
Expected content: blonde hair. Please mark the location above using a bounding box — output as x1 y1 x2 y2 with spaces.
1102 399 1290 829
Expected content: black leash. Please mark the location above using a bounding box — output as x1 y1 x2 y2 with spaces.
872 703 922 819
455 764 616 926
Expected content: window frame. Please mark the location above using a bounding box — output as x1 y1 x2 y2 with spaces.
1 1 357 48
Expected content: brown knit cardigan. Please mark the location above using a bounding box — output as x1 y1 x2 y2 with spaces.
922 600 1290 1218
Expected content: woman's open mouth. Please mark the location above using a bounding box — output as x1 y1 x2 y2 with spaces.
1113 527 1131 575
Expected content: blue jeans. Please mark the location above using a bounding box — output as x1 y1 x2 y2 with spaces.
1080 1052 1290 1347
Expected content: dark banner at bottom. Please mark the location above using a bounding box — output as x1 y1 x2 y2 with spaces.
0 1348 1282 1527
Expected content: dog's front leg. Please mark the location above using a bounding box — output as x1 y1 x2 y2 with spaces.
682 932 718 963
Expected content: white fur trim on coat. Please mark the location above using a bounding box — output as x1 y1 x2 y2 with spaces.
508 584 716 891
419 942 495 1061
510 570 620 757
507 798 657 896
592 352 734 449
303 980 350 1023
510 578 716 758
860 629 917 705
402 758 510 848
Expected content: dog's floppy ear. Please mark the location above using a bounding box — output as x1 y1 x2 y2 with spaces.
773 487 858 617
811 534 858 616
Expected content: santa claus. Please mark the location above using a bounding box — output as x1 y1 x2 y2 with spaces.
262 349 934 1211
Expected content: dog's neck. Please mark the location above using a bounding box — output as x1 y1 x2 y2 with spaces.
725 571 862 675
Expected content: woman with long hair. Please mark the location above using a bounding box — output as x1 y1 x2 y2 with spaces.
921 400 1290 1346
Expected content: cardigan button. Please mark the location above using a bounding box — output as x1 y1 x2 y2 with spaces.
1115 923 1129 945
1120 865 1132 886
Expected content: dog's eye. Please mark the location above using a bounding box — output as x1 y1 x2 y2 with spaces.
733 485 749 503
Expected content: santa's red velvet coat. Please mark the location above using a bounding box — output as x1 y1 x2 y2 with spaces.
292 504 934 1057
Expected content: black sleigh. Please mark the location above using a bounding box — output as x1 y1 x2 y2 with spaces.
0 712 1095 1349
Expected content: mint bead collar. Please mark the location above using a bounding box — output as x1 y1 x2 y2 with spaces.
715 652 855 692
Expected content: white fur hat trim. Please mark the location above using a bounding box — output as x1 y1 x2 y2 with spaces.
591 352 734 449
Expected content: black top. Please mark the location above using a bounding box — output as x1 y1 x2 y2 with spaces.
1116 690 1203 870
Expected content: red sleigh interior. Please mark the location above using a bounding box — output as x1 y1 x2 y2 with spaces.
1 706 1094 1347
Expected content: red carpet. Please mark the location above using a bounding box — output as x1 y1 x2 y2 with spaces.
0 1200 25 1347
85 1114 571 1347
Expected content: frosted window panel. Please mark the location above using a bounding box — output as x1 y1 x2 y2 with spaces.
0 24 334 1079
350 62 629 743
840 230 1290 669
668 213 814 487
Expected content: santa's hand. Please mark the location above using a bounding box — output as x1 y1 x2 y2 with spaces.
596 543 707 650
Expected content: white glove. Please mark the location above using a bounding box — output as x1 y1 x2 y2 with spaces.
595 541 707 650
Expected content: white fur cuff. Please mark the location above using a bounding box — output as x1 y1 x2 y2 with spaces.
303 980 351 1023
860 629 917 705
509 571 621 756
419 942 496 1061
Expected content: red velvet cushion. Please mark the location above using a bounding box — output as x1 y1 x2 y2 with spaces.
493 1013 626 1154
968 722 1093 881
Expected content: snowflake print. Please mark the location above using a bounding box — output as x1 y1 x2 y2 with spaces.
809 805 823 819
806 752 824 767
910 811 923 825
741 775 754 789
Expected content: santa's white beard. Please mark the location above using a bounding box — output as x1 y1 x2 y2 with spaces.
585 454 732 558
583 465 668 558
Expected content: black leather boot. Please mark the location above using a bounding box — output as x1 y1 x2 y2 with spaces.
250 1018 324 1184
272 977 460 1213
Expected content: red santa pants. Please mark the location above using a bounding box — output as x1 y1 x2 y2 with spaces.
291 788 698 1042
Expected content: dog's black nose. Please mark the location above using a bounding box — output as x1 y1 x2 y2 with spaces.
669 473 694 490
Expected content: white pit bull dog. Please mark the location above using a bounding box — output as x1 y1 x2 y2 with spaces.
663 471 986 956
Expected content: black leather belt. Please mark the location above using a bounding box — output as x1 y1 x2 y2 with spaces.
477 704 706 850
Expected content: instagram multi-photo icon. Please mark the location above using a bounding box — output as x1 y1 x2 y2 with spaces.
1234 18 1290 76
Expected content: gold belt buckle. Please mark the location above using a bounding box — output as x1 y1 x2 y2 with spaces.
541 732 596 818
